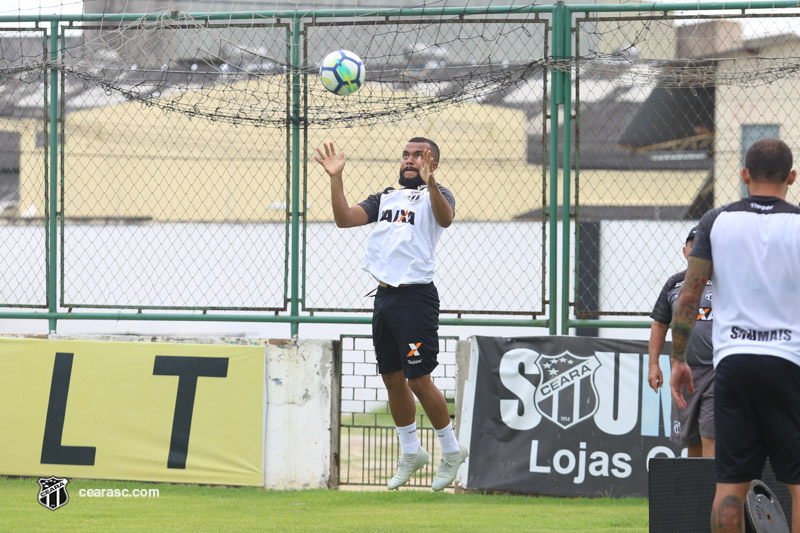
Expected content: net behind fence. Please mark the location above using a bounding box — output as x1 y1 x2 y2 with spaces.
570 12 800 319
59 21 291 310
3 3 800 327
2 6 551 317
301 12 548 315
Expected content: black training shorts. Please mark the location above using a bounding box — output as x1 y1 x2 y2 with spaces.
372 282 440 379
715 353 800 484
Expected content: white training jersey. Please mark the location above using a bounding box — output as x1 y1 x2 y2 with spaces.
691 195 800 368
357 184 455 287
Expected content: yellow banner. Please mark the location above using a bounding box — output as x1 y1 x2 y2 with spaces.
0 337 264 486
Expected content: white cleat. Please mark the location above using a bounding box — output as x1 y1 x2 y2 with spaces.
431 444 469 491
387 447 430 490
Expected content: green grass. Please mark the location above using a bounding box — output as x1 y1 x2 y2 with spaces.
1 476 648 532
343 400 456 428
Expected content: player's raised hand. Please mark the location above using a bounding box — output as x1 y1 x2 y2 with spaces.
419 148 435 184
314 142 345 177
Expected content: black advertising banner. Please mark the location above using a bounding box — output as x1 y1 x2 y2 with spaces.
463 336 683 497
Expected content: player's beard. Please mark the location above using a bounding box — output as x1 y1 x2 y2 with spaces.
398 168 425 189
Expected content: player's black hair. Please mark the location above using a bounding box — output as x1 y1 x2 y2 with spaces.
745 138 793 183
408 137 440 163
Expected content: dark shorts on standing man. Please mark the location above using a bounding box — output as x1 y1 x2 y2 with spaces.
671 365 715 446
372 282 440 379
715 353 800 484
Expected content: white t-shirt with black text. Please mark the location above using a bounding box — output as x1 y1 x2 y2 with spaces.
358 184 455 287
691 195 800 368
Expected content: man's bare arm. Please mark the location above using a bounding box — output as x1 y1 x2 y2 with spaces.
671 256 712 363
328 173 369 228
427 174 454 228
647 321 669 392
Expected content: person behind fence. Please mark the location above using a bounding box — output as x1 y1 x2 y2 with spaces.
670 138 800 532
647 226 715 458
313 137 468 491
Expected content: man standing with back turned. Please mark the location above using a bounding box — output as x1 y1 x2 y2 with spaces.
314 137 468 491
671 138 800 532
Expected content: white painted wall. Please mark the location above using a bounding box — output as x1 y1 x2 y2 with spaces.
0 220 548 339
0 217 739 341
594 220 696 341
263 338 338 489
714 40 800 207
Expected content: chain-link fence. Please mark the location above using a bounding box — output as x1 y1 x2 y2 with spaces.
5 1 800 489
59 21 291 310
2 3 800 332
0 28 49 309
569 11 800 323
0 7 550 325
302 14 549 316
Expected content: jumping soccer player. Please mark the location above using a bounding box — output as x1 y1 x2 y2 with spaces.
671 138 800 532
314 137 468 491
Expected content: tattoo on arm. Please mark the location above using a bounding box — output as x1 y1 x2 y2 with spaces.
671 257 712 363
670 322 692 363
673 323 692 337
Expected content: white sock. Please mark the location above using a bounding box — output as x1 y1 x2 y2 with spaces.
396 422 420 455
435 422 460 455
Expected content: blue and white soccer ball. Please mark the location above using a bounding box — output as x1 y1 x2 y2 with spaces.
319 50 365 96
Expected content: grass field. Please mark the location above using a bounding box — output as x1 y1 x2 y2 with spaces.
1 476 648 532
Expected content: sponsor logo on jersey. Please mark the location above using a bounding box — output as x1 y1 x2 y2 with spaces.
750 202 774 211
730 326 792 341
406 190 425 202
697 307 713 321
379 209 415 225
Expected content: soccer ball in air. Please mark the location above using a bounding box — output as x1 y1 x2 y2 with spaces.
319 50 365 96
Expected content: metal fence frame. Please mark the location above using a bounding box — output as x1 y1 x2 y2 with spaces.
2 1 800 335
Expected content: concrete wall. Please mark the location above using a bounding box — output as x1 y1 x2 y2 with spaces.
677 20 742 59
714 37 800 207
263 338 339 490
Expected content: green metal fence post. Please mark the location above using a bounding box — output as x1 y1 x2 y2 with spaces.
48 21 59 333
290 15 302 337
560 9 573 336
548 1 567 335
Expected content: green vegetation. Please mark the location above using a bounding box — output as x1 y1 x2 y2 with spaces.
342 400 456 428
2 476 648 532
